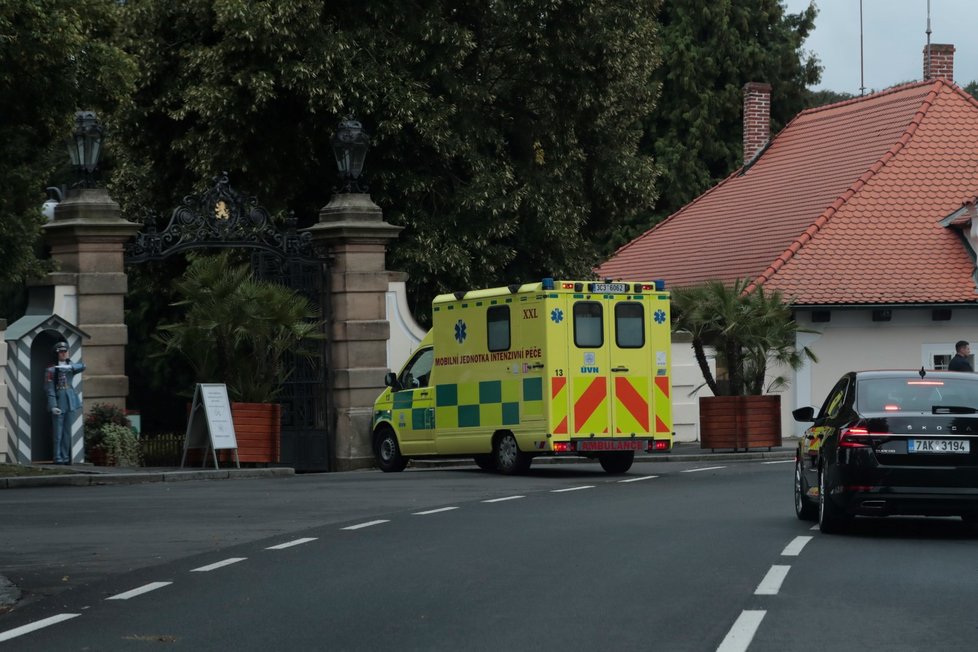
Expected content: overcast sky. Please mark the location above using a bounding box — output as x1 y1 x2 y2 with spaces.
782 0 978 93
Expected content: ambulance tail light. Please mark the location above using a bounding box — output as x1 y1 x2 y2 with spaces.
552 441 572 453
635 283 657 292
650 440 670 452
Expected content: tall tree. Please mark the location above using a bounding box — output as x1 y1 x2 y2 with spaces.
621 0 819 246
109 0 661 323
0 0 134 317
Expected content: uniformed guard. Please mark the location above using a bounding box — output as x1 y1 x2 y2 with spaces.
44 341 86 464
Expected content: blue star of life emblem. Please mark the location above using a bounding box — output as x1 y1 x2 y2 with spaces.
550 308 564 324
654 309 667 324
455 319 467 343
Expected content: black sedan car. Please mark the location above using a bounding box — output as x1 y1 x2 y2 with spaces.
794 369 978 533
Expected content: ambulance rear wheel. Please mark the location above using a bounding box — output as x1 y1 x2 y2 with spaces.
494 433 531 475
375 428 407 473
599 451 634 474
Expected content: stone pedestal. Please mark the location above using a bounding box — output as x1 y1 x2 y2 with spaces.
42 188 140 414
306 193 402 471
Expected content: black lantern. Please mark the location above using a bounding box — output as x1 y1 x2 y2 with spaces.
66 110 103 186
330 118 369 192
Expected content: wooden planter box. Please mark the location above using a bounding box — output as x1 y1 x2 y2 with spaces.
186 402 281 465
699 395 781 451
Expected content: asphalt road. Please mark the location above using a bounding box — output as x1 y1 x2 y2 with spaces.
1 460 976 650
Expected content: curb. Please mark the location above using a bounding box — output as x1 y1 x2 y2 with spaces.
0 467 294 490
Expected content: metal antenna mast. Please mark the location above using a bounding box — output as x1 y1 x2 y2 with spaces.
859 0 860 96
926 0 932 79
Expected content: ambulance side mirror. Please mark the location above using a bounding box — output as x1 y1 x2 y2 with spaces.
384 371 400 390
792 406 815 422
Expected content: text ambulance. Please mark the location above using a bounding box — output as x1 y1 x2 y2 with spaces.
372 279 673 474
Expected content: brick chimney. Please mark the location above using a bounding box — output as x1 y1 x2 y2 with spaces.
742 82 771 165
923 43 954 81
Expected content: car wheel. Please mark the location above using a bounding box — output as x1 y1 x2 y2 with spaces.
818 466 848 534
494 433 531 475
473 454 496 471
599 451 635 474
375 429 407 473
795 459 817 521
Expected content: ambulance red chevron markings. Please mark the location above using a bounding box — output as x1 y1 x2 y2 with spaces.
614 377 650 432
551 376 568 434
574 377 607 433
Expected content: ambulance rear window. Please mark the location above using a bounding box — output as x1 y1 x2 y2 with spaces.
615 303 644 348
487 306 510 351
574 302 603 348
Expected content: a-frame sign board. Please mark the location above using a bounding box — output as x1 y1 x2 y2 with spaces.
181 384 240 469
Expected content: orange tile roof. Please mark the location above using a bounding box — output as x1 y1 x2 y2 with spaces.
598 80 978 305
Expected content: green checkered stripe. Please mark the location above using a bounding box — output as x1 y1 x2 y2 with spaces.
435 377 543 428
391 392 433 430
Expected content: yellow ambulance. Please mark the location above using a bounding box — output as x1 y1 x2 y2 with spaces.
372 279 673 474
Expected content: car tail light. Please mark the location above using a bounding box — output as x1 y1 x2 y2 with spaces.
839 426 872 448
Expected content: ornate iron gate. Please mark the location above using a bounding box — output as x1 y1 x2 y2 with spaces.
125 172 331 471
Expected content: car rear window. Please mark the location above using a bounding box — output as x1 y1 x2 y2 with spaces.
857 376 978 412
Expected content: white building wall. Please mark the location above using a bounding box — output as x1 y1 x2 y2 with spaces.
385 275 426 374
0 324 8 463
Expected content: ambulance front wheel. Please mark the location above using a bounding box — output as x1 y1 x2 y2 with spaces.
375 428 408 473
494 433 531 475
599 451 634 474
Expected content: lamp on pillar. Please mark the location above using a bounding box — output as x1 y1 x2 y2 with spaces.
66 110 103 188
330 118 369 193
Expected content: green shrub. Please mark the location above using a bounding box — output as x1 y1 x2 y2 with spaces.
98 423 142 467
84 403 131 452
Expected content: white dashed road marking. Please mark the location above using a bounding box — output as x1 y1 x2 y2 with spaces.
192 558 247 572
482 495 525 503
716 610 766 652
106 582 172 601
618 475 659 483
682 466 726 473
342 520 389 531
781 536 813 557
0 614 80 643
810 524 819 531
266 537 318 550
413 507 459 515
754 565 791 595
551 485 594 493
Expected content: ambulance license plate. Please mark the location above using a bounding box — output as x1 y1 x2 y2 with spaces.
907 439 970 453
591 283 629 294
578 440 647 451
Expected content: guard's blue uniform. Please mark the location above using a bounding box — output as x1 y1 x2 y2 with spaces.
44 358 85 464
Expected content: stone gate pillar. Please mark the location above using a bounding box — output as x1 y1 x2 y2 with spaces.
306 193 402 471
42 188 140 413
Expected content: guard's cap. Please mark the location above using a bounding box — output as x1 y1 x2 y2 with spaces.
54 342 68 353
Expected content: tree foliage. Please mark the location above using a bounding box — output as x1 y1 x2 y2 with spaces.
625 0 820 245
109 0 661 323
0 0 134 309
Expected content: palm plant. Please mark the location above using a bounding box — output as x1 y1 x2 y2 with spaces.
154 253 325 403
671 279 817 396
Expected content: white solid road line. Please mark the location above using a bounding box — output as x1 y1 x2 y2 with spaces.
266 537 318 550
413 507 459 515
191 558 247 572
106 581 172 601
754 565 791 595
781 535 813 556
341 520 390 531
682 466 726 473
618 475 659 483
0 614 80 642
716 610 766 652
761 459 794 464
551 485 594 493
482 495 525 503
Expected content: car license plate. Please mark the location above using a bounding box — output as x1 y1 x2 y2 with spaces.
590 283 629 294
907 439 970 453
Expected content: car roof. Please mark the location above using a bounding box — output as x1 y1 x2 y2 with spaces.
850 370 978 381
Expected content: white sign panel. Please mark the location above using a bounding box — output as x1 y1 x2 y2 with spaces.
181 384 239 468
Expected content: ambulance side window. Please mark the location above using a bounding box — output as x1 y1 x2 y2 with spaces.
615 302 644 348
401 347 434 389
487 306 510 352
574 302 603 348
